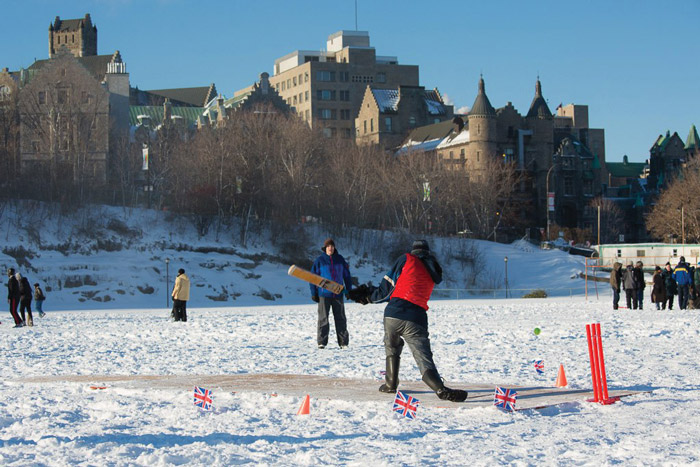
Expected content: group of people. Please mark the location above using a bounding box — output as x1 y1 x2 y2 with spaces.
309 237 468 402
6 267 46 327
610 256 699 310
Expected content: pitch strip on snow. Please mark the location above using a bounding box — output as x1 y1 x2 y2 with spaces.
20 374 644 409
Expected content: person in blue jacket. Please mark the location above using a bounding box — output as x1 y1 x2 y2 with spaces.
310 238 352 349
673 256 692 310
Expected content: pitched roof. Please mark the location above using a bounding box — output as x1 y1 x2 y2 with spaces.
606 158 646 178
685 124 699 150
50 15 94 32
469 77 496 117
145 84 217 107
397 119 457 154
526 79 552 119
370 88 448 115
129 105 205 127
28 54 114 82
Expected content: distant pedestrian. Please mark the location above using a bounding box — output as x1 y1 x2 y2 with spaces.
633 261 646 310
6 268 23 327
17 273 34 327
609 262 622 310
651 266 666 311
673 256 692 310
34 283 46 318
662 262 677 310
171 268 190 322
621 262 637 309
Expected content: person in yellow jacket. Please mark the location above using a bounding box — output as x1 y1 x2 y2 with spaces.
171 268 190 322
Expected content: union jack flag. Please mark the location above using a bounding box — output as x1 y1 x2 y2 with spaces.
534 360 544 374
194 386 213 411
494 387 518 412
393 390 420 419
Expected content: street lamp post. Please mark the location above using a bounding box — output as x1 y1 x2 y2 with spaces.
545 162 559 241
504 256 509 298
165 258 170 308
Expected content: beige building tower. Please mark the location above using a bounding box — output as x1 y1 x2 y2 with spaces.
49 14 97 58
466 77 498 176
234 30 419 138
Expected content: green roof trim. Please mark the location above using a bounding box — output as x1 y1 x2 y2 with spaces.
129 105 205 127
606 161 646 178
592 153 601 169
685 124 699 150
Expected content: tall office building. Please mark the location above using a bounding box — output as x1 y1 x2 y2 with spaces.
234 30 419 138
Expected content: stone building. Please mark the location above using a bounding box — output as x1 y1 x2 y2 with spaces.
49 14 98 58
233 30 420 139
354 85 453 150
399 77 608 236
647 130 687 190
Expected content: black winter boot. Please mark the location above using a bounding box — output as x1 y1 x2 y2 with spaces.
422 369 468 402
379 356 400 393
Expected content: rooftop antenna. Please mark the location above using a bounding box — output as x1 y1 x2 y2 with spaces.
355 0 358 30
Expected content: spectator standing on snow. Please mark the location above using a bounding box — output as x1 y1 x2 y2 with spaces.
34 283 46 318
694 262 700 302
673 256 692 310
348 239 468 402
171 268 190 322
634 261 646 310
17 273 34 327
651 266 666 311
662 262 677 310
622 262 638 309
610 262 622 310
7 268 23 327
310 238 352 349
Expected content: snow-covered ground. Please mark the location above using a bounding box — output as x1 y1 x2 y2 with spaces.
2 297 699 465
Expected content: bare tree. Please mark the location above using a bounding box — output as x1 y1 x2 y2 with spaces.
589 196 623 244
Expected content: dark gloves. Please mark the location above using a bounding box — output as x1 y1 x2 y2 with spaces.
348 284 371 305
311 295 319 303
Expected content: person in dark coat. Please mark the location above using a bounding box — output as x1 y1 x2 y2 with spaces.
310 238 353 349
7 268 23 327
348 240 468 402
633 261 646 310
34 283 46 318
651 266 667 311
621 262 637 309
673 256 692 310
609 262 622 310
17 273 33 326
662 262 677 310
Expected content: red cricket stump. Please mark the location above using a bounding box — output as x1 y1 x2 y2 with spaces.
585 323 620 405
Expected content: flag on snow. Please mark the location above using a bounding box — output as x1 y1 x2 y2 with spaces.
393 390 420 419
534 360 544 374
194 386 213 411
494 387 517 412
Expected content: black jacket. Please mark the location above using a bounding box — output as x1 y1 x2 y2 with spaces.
19 277 32 302
7 276 19 301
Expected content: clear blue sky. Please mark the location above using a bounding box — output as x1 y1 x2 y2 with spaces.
1 0 698 163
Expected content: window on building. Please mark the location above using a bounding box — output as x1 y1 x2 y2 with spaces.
304 72 309 82
460 148 465 159
298 73 302 84
339 90 350 101
363 120 367 134
477 123 481 136
385 117 392 132
293 95 298 105
370 118 374 132
564 177 574 195
583 180 593 195
504 148 515 163
317 90 336 100
57 89 68 105
316 71 336 82
38 91 46 105
319 109 335 120
344 128 352 138
293 76 297 86
409 116 416 127
287 79 291 88
281 81 286 91
449 151 454 159
305 109 310 121
305 91 309 102
636 250 646 257
299 93 303 103
323 127 332 138
340 109 351 120
339 71 349 82
376 72 386 83
477 151 480 162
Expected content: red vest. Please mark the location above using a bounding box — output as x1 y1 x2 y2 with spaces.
391 254 435 310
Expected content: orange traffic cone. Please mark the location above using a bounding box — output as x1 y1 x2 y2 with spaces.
555 364 568 387
296 394 310 415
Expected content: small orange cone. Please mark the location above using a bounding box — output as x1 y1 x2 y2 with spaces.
555 364 568 387
296 394 310 415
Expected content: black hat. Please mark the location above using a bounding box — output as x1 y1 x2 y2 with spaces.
680 256 686 262
178 268 185 274
7 268 14 275
655 266 661 271
33 283 39 287
321 238 335 251
411 239 430 252
666 262 671 266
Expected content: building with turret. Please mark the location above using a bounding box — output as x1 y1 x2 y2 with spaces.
399 76 607 237
49 14 97 58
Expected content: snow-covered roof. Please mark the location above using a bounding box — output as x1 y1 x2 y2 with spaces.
371 89 399 112
436 129 469 149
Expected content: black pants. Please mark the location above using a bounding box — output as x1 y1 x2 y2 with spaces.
317 297 349 346
172 299 187 322
625 289 636 309
19 298 33 324
9 298 22 325
664 294 674 310
678 285 690 310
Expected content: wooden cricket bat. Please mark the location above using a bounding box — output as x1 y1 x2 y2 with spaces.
288 265 345 295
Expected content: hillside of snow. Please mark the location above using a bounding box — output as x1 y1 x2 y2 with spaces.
0 201 589 311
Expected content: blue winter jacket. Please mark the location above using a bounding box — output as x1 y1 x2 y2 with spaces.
310 251 353 298
673 262 692 286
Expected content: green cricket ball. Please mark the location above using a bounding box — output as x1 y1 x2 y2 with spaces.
534 327 541 335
